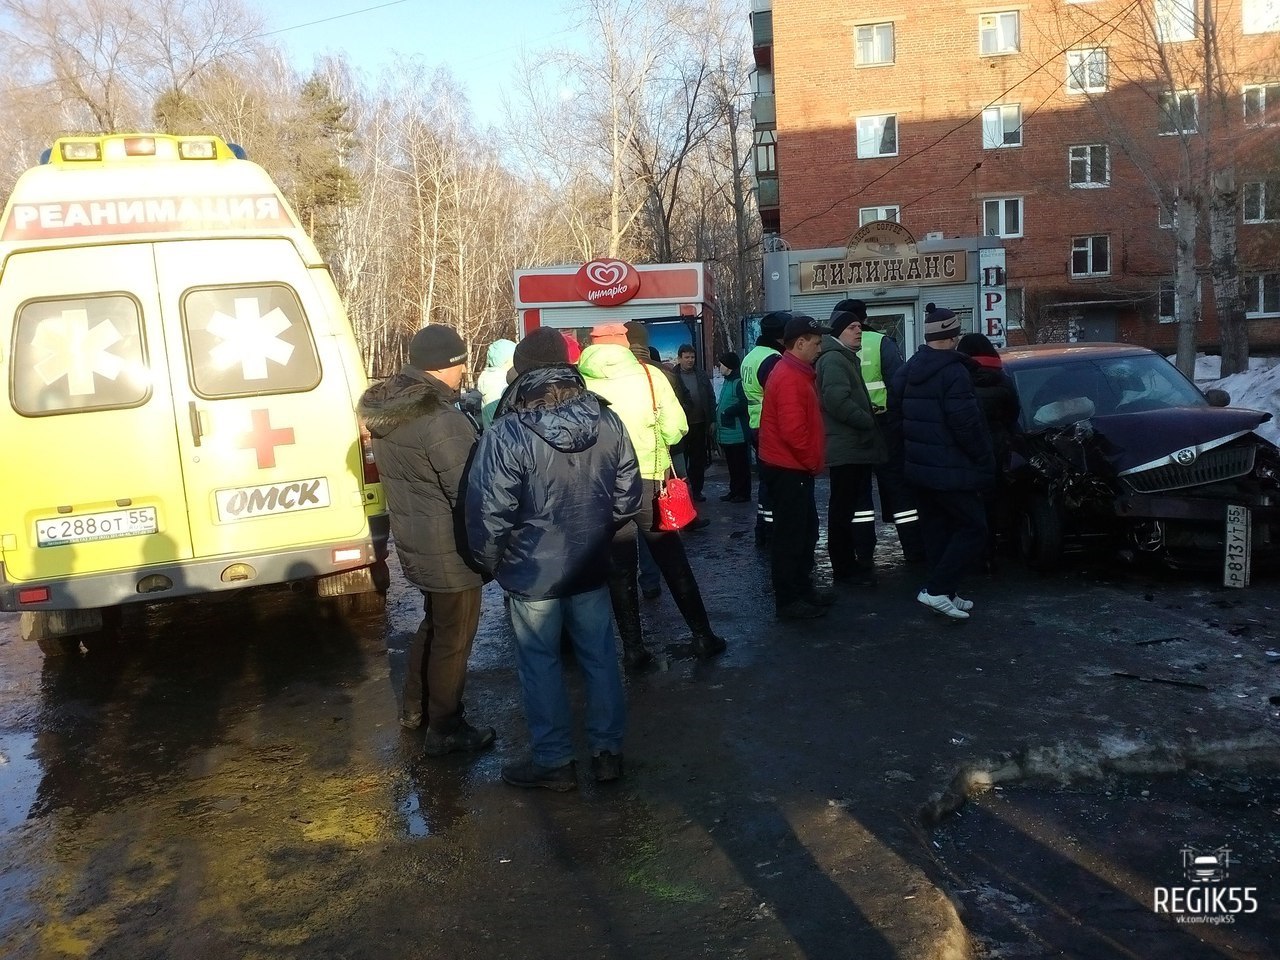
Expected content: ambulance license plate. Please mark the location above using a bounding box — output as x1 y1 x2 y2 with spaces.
1223 504 1251 589
36 507 158 547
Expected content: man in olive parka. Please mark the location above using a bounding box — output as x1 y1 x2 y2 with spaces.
358 325 495 757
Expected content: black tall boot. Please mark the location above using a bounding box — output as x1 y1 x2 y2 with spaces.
648 532 726 658
607 540 653 671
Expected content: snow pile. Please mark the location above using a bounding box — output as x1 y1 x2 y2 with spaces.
1182 354 1280 447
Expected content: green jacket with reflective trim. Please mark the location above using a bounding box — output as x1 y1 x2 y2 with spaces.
741 344 779 430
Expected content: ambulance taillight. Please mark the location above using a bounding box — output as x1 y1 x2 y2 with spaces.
360 428 379 484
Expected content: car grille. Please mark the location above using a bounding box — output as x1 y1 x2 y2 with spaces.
1124 445 1257 493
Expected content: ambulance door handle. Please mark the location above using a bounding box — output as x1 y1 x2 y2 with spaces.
188 401 205 447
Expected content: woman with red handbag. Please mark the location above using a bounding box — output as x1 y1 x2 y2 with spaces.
578 326 727 668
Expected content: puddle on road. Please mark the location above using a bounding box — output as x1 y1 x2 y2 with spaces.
0 732 39 835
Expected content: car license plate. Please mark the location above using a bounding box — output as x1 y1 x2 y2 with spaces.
35 506 158 547
1223 504 1251 589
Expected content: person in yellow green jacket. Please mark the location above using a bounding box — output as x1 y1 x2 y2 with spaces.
578 326 726 668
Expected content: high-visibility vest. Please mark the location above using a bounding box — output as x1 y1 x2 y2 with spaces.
860 330 887 411
741 344 779 429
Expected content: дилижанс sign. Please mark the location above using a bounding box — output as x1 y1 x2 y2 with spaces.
799 249 967 292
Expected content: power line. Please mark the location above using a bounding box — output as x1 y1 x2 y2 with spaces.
783 0 1146 239
249 0 411 41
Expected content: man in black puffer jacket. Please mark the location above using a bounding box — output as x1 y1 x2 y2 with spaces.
358 325 495 756
887 307 995 621
466 361 642 792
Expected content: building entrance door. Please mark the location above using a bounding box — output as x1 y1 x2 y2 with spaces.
866 303 915 353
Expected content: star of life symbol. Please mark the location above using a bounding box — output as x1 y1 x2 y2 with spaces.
207 297 295 381
31 309 125 396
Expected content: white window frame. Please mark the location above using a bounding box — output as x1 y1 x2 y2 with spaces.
1243 0 1280 34
855 22 894 66
982 104 1022 148
1005 287 1024 330
1070 235 1110 277
979 11 1020 55
1243 180 1280 223
1066 48 1108 93
1068 144 1109 187
856 114 898 158
754 129 776 175
859 205 900 226
1154 0 1197 42
1244 272 1280 317
983 197 1023 238
1244 83 1280 126
1158 90 1199 135
1158 278 1202 323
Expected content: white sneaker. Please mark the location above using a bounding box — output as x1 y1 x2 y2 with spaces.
952 595 974 613
917 589 970 620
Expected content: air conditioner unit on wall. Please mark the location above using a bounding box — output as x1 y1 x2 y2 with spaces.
925 231 943 241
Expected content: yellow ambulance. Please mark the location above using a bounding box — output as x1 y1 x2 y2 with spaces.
0 134 388 655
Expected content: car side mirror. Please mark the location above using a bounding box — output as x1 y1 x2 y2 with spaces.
1204 388 1230 407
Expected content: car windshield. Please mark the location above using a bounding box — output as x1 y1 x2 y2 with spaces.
1011 353 1207 429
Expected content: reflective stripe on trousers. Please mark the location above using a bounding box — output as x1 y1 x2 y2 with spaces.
893 509 918 525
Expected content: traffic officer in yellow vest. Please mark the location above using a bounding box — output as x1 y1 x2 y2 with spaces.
741 311 789 548
829 299 926 563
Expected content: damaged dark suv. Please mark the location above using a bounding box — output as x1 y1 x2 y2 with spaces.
1001 344 1280 581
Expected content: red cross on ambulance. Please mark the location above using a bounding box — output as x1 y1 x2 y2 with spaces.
238 408 295 469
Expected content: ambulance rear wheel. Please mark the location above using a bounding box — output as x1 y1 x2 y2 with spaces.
36 635 83 657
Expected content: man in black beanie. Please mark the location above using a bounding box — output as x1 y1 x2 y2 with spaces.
827 298 925 564
358 325 496 754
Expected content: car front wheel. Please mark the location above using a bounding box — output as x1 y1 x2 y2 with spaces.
1017 495 1064 572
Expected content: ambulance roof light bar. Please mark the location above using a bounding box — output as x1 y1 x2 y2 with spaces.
40 133 247 165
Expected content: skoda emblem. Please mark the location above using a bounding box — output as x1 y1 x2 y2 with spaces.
1174 447 1198 466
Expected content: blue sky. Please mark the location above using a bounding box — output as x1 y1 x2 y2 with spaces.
256 0 583 125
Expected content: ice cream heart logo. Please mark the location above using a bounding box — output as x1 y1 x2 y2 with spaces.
587 260 627 286
574 258 641 307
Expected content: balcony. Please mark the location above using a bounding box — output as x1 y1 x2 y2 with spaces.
752 94 775 126
756 175 779 209
751 9 772 68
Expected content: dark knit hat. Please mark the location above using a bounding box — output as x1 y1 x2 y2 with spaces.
625 322 652 363
923 304 961 342
830 298 868 337
512 327 570 374
760 311 790 336
956 332 999 358
409 325 467 370
718 350 741 372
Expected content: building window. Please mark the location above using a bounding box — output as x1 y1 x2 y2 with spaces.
855 23 894 66
1244 83 1280 126
1158 279 1202 323
859 205 900 225
1006 287 1024 330
1154 0 1197 41
1244 273 1280 316
1066 48 1108 93
754 129 776 175
1243 180 1280 222
980 11 1020 55
1158 90 1198 134
856 114 898 158
1071 235 1110 277
1068 144 1109 187
982 104 1022 148
1243 0 1280 34
983 197 1023 238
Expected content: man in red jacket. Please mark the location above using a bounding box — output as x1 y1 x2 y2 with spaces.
759 314 833 620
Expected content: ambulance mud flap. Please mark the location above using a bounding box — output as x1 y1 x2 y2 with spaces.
21 608 104 642
316 561 388 598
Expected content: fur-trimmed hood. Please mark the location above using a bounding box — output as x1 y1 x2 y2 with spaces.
358 366 457 438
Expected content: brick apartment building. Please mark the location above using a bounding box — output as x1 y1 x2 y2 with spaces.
750 0 1280 352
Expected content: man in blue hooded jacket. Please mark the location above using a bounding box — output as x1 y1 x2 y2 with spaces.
466 356 642 791
887 306 994 620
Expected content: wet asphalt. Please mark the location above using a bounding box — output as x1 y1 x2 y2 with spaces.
2 469 1279 959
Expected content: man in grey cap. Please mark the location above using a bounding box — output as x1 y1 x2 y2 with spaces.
358 325 496 755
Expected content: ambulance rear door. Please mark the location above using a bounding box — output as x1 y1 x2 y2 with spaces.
1 245 194 581
152 238 369 561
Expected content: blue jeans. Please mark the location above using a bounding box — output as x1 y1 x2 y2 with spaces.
508 586 626 767
637 536 660 593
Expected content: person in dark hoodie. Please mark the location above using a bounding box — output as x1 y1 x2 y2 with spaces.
466 355 642 791
956 332 1021 567
887 307 995 620
358 325 496 756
